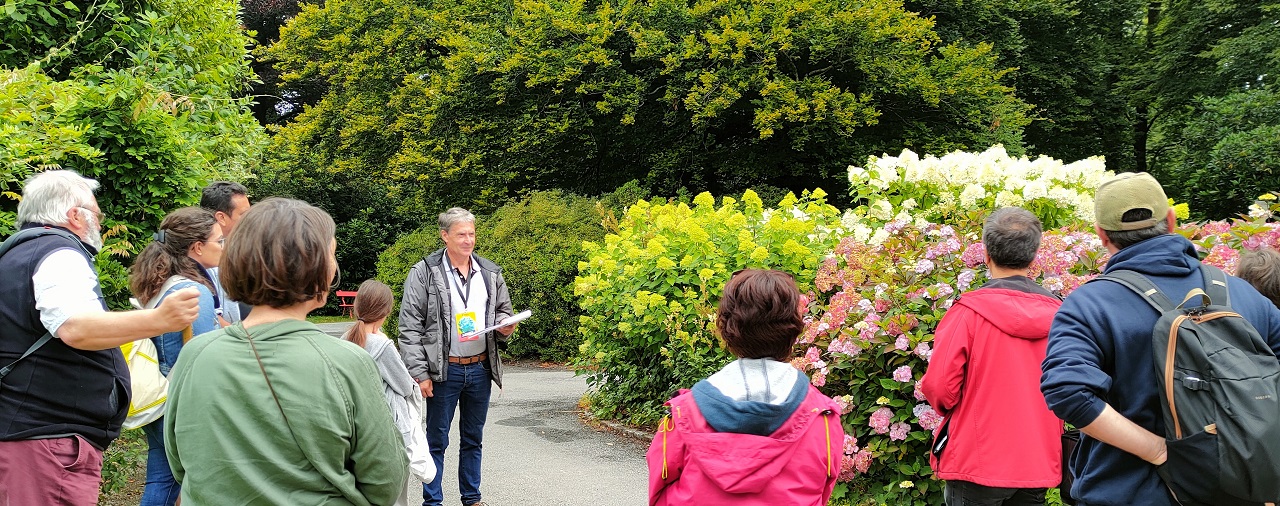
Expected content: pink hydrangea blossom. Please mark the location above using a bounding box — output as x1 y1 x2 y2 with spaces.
1204 244 1241 275
833 396 855 415
894 335 910 351
869 407 893 434
893 365 913 382
913 403 944 431
914 380 927 401
873 298 891 313
843 434 859 455
889 422 911 441
961 243 987 268
853 449 873 473
913 342 932 361
811 367 828 387
956 269 977 289
913 258 936 274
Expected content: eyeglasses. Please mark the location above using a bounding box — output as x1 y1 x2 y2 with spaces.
77 206 104 223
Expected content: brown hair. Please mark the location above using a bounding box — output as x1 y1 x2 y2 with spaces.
1238 248 1280 309
342 279 395 348
129 207 216 303
221 198 337 309
716 269 804 361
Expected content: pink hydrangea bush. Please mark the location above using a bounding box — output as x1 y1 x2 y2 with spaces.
799 218 1108 504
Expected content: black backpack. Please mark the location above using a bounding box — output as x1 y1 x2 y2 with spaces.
1101 266 1280 505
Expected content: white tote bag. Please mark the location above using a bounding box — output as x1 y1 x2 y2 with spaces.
406 389 436 482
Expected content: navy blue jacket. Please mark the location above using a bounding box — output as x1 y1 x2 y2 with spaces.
1041 234 1280 505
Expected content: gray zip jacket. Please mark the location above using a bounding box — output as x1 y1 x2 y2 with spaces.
397 248 513 388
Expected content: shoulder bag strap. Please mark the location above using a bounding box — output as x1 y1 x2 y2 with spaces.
244 325 346 493
0 228 90 381
1093 269 1177 313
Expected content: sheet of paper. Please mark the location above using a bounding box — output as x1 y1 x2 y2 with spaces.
460 309 532 339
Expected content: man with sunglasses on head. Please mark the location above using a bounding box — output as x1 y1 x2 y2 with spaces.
0 170 200 505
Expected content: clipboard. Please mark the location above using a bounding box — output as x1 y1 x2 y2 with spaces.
460 309 531 339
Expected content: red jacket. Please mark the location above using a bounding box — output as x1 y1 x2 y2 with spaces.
921 281 1063 488
647 384 844 506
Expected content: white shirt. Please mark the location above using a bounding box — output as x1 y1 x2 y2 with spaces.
443 255 488 357
32 248 106 337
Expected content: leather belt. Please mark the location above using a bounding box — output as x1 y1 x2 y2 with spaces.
448 352 487 365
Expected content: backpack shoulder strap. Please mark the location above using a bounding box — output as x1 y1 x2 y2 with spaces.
1092 269 1177 313
1198 264 1230 307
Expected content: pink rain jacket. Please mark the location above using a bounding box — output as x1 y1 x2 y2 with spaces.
646 385 844 506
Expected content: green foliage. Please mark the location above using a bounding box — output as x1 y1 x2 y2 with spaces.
265 0 1031 221
376 226 437 342
1163 89 1280 220
99 428 146 498
574 189 842 426
0 0 266 307
476 191 608 361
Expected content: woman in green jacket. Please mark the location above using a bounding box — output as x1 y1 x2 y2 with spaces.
163 198 408 505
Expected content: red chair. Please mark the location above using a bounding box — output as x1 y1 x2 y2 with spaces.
336 290 358 318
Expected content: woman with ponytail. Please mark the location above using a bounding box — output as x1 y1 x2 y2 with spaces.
342 279 433 506
129 206 224 506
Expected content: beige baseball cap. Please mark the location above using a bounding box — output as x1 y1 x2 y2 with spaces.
1094 172 1171 231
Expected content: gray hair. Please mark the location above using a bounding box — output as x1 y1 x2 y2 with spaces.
1103 208 1170 249
982 207 1043 269
17 170 100 227
438 207 475 232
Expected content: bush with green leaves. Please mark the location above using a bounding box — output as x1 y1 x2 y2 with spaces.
1 0 265 308
574 189 842 426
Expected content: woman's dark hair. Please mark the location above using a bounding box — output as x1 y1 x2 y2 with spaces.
129 207 216 303
342 279 395 348
716 269 804 361
221 198 337 309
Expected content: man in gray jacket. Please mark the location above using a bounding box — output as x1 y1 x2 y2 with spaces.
398 207 515 506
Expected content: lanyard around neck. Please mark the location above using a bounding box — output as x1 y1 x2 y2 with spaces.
447 256 476 306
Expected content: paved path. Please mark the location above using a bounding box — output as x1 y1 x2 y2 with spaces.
316 322 650 505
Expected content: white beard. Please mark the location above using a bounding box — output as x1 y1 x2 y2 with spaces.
79 208 104 251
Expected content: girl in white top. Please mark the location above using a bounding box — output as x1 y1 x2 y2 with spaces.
342 279 433 506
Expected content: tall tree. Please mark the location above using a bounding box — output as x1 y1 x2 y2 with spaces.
1 0 266 304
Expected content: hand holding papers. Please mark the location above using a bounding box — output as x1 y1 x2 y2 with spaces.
460 309 531 339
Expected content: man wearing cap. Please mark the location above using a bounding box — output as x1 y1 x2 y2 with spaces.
1040 172 1280 505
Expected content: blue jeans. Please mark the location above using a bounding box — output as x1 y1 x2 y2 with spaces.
140 420 180 506
422 361 492 506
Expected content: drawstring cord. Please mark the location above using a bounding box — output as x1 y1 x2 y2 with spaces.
659 412 676 479
817 408 834 477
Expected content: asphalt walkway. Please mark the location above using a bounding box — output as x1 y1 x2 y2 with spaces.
316 322 650 505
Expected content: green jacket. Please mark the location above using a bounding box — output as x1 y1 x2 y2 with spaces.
164 319 408 505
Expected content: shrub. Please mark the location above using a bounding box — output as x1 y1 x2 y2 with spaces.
574 189 842 426
475 190 608 361
801 217 1107 504
847 145 1113 229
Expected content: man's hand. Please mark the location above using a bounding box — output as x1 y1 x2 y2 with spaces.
419 379 434 398
156 287 201 331
497 323 517 336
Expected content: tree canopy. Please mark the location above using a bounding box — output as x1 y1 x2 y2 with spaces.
265 0 1033 212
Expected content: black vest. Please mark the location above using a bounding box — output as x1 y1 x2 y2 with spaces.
0 225 128 449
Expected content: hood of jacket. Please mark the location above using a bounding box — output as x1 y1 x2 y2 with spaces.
955 285 1061 341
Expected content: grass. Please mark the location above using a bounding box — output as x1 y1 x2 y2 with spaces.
307 315 353 324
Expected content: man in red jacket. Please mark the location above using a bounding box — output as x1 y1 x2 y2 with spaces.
921 207 1063 506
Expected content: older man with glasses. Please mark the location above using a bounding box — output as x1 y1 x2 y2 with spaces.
0 170 200 505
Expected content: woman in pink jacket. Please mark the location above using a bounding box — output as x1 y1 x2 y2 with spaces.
647 269 845 506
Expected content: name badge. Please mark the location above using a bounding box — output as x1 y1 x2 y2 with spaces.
456 311 481 341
